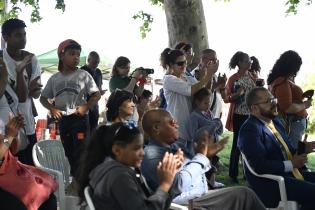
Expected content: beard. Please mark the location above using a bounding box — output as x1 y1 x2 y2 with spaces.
260 105 278 119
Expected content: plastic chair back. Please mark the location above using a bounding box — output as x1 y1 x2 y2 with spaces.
241 152 298 210
32 140 71 187
84 186 95 210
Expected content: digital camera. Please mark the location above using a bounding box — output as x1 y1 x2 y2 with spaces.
139 67 154 74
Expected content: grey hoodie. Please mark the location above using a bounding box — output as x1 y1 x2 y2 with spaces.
89 158 170 210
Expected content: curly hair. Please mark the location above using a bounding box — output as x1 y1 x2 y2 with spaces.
250 56 261 73
267 50 302 85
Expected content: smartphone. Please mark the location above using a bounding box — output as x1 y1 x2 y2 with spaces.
297 142 306 155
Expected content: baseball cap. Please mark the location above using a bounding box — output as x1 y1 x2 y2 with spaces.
57 39 81 71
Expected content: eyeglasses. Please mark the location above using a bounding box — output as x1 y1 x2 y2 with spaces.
175 61 187 66
253 97 278 105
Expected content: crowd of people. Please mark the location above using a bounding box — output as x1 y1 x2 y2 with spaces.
1 18 315 210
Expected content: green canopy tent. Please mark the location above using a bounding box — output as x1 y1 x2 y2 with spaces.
37 48 87 73
37 49 112 79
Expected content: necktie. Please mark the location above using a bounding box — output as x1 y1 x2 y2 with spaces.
267 122 304 180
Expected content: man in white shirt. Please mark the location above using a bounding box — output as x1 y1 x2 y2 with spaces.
1 18 42 165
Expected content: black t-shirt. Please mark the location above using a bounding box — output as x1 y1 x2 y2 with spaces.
81 65 103 89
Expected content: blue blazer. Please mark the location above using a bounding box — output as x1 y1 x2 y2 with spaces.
238 115 296 207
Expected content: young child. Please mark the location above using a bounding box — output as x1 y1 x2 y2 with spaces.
40 39 101 177
182 88 225 189
78 123 177 210
182 88 223 157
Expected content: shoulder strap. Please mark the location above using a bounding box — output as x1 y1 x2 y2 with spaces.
21 50 32 79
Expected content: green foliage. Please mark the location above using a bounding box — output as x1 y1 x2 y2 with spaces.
132 11 154 39
285 0 312 15
148 0 164 6
0 0 65 24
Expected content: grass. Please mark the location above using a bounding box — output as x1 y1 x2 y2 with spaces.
215 132 315 187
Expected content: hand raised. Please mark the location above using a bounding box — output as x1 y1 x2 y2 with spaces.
29 76 43 97
195 130 210 156
5 113 24 139
174 148 184 170
207 136 228 157
16 54 33 74
157 152 178 192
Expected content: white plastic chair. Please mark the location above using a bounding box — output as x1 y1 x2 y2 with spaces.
84 186 188 210
32 140 81 210
170 203 189 210
241 152 299 210
84 186 95 210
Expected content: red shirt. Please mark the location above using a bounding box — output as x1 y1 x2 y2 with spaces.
269 77 307 117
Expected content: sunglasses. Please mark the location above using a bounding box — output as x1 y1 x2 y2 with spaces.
175 61 187 66
253 97 278 105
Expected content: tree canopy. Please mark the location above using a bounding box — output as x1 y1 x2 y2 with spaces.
0 0 313 27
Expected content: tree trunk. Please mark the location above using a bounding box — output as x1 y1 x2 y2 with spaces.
164 0 209 69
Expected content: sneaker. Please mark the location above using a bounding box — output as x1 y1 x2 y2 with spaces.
213 181 225 189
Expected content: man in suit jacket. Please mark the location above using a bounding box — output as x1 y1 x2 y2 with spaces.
238 87 315 209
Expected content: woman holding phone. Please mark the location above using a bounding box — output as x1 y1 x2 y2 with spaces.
268 50 313 149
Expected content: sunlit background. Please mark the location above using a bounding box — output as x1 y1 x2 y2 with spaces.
13 0 315 118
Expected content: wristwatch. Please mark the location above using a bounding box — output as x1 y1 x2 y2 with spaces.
2 137 10 148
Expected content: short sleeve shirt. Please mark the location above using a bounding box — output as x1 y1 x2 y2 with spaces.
41 69 99 111
109 76 131 93
3 48 41 135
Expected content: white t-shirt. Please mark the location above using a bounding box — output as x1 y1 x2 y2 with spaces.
3 48 41 135
209 75 223 119
0 118 5 134
163 74 198 137
41 69 99 112
0 84 17 125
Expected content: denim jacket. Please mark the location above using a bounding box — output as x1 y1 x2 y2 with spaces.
141 140 211 205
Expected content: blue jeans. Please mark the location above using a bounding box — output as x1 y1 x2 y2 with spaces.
288 115 306 149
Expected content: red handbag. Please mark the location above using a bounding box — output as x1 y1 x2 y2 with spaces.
0 151 58 210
